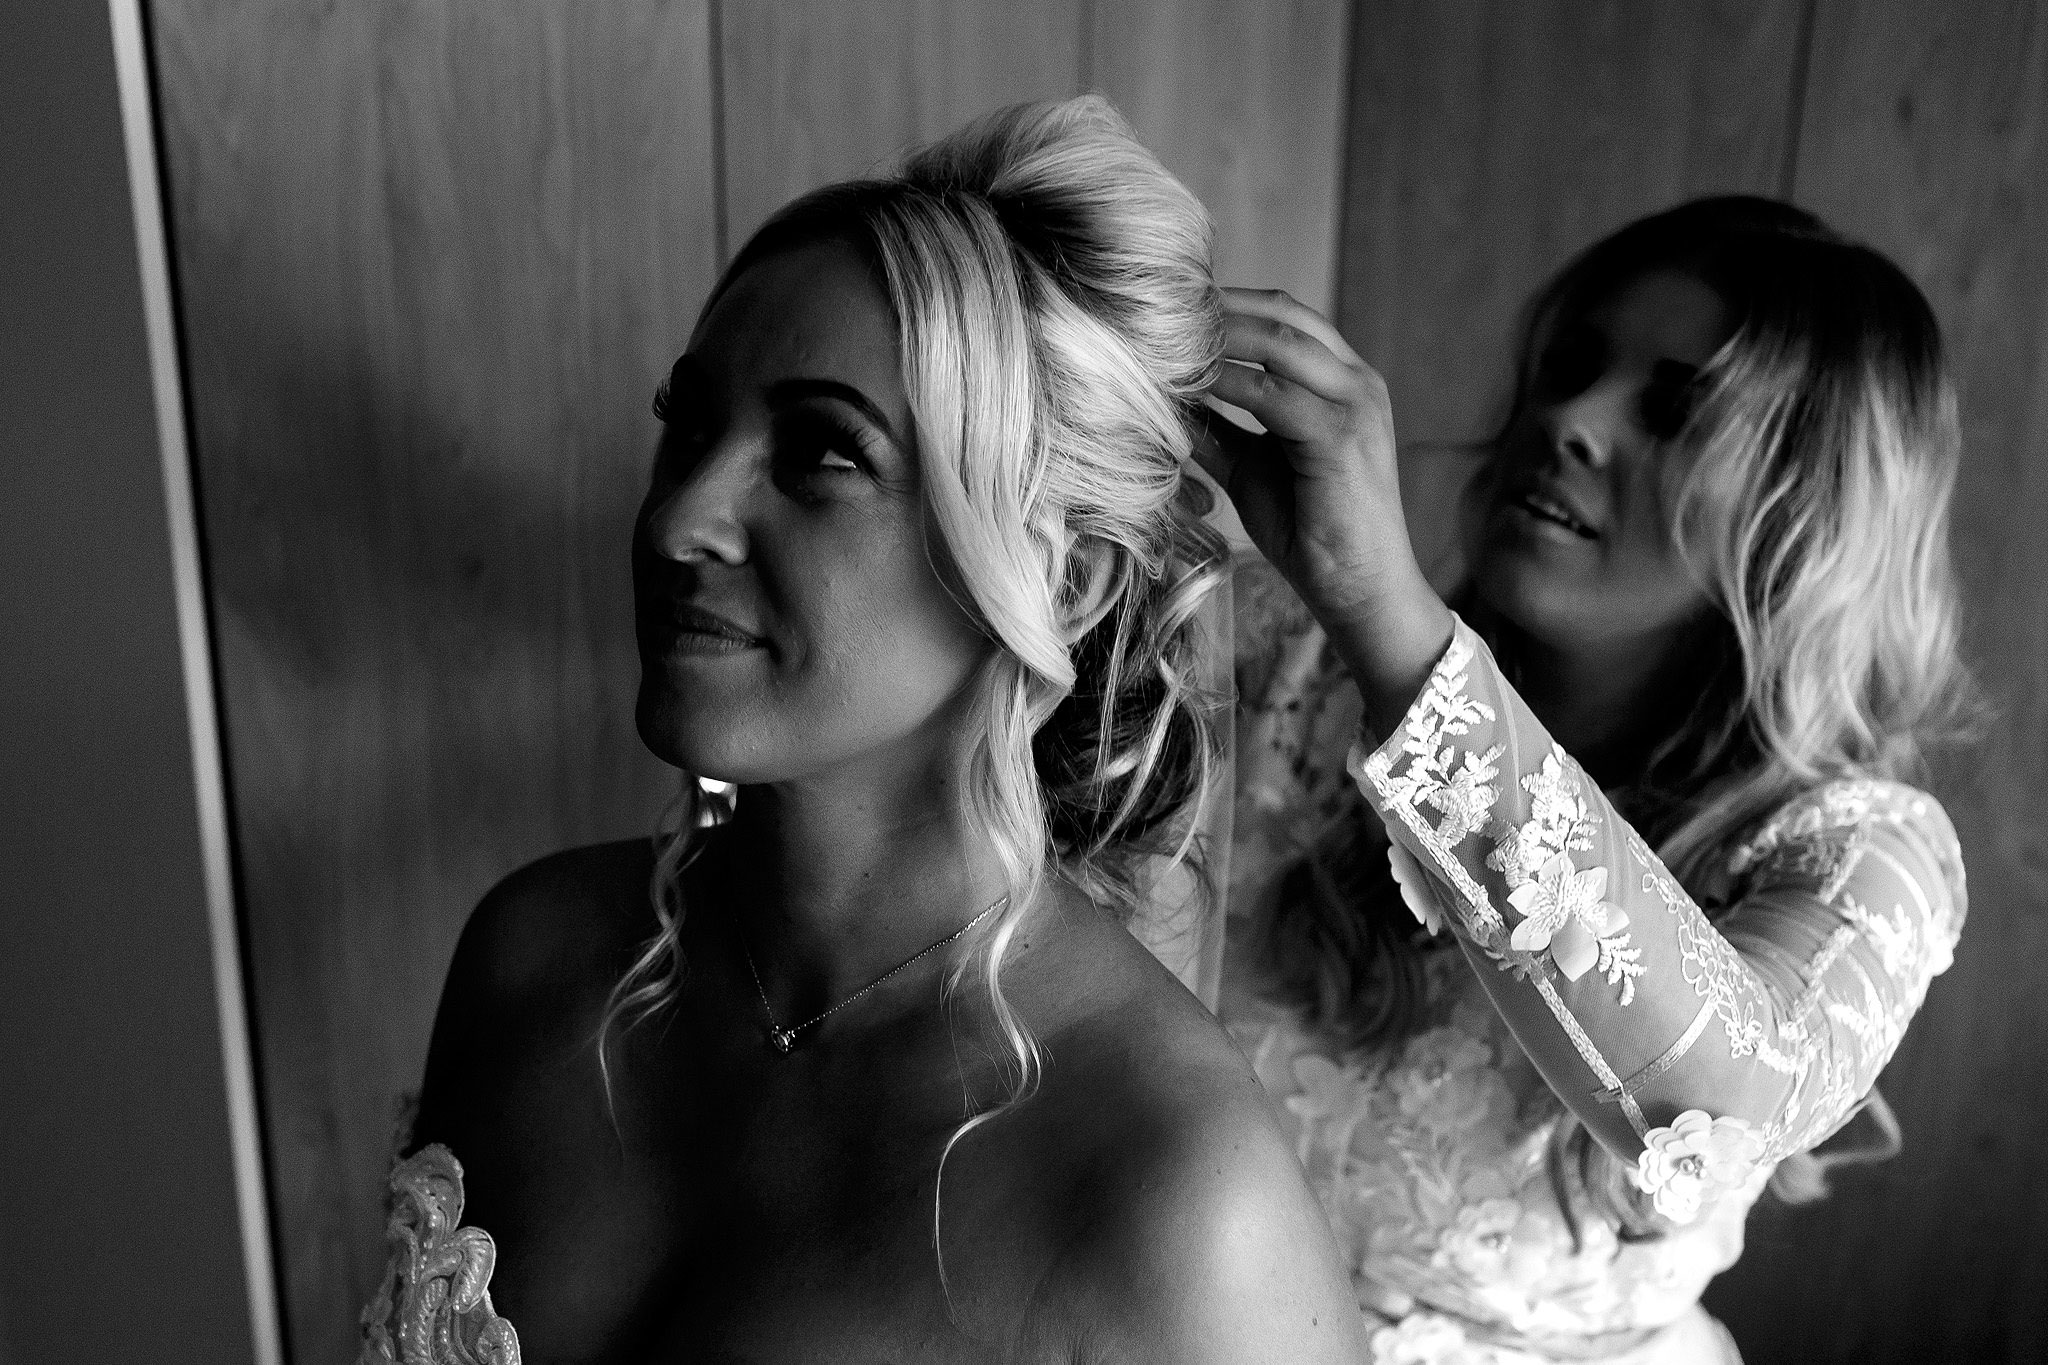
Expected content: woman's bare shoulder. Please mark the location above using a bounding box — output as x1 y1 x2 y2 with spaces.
1003 922 1369 1361
445 838 660 1007
410 838 660 1155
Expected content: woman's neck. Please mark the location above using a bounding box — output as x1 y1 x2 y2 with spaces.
1489 612 1707 791
715 746 1014 1010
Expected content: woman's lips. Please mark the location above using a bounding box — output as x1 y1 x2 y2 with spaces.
652 603 768 654
1509 488 1600 539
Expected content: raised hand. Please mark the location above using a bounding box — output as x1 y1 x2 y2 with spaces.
1196 288 1453 730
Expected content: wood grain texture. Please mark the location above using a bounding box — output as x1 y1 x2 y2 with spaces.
717 0 1085 255
1337 0 1807 447
1701 5 2048 1361
147 4 717 1359
1090 0 1353 311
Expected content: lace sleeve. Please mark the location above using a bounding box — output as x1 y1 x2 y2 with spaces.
358 1144 523 1365
1351 615 1966 1220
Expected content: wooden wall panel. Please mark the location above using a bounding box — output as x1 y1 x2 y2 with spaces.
717 0 1085 254
718 1 1354 315
149 4 718 1360
1337 0 1808 450
1701 5 2048 1362
1091 0 1353 311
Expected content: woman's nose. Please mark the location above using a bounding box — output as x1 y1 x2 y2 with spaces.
1544 376 1632 470
644 441 755 566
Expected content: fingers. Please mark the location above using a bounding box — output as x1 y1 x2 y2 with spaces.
1210 357 1352 447
1205 288 1396 473
1220 315 1361 409
1190 403 1256 486
1222 287 1366 369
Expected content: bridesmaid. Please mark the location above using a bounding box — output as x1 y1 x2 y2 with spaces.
1205 198 1972 1363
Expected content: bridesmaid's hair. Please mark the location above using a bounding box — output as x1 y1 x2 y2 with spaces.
1500 195 1975 879
1266 194 1976 1221
604 95 1228 1256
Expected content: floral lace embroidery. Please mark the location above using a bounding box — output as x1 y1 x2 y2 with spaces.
358 1144 522 1365
1358 637 1506 947
1228 964 1761 1354
1489 753 1644 1002
1353 616 1963 1190
1368 646 1650 1004
1632 1111 1765 1223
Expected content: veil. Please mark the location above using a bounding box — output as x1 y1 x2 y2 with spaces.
1125 542 1237 1010
1131 441 1489 1010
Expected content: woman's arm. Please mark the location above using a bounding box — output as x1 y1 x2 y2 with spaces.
1354 619 1964 1199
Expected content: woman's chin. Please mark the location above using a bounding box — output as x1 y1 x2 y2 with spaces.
1470 554 1603 648
634 694 762 782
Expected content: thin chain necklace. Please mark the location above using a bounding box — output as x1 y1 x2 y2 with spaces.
739 896 1007 1054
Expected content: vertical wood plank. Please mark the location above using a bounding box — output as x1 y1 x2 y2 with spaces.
1089 0 1353 312
717 0 1085 254
1337 0 1807 450
1702 5 2048 1361
148 4 719 1359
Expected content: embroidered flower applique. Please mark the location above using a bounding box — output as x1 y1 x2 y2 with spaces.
1430 1195 1578 1305
1434 1197 1522 1283
1487 751 1592 887
1388 839 1447 935
1631 1110 1766 1223
1422 745 1503 847
1522 751 1588 842
1374 639 1498 821
1389 1026 1514 1134
1505 853 1643 1000
1368 1311 1491 1365
1284 1053 1376 1169
1484 749 1647 1002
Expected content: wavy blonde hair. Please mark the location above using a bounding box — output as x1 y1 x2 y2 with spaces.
1510 197 1977 879
602 95 1229 1244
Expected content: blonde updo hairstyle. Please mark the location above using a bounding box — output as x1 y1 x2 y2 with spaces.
606 95 1228 1155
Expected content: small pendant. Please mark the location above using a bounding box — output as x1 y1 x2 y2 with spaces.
770 1028 795 1055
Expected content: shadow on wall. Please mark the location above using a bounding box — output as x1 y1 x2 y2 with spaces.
183 262 683 1340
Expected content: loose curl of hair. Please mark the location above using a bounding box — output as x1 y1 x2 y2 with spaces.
600 95 1230 1265
1262 195 1977 1227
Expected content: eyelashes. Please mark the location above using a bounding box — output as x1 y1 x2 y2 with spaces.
776 410 869 476
649 398 872 489
651 352 887 491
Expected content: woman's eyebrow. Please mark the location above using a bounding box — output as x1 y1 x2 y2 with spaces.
768 377 904 448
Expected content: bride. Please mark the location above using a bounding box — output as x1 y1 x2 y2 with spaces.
358 97 1366 1363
